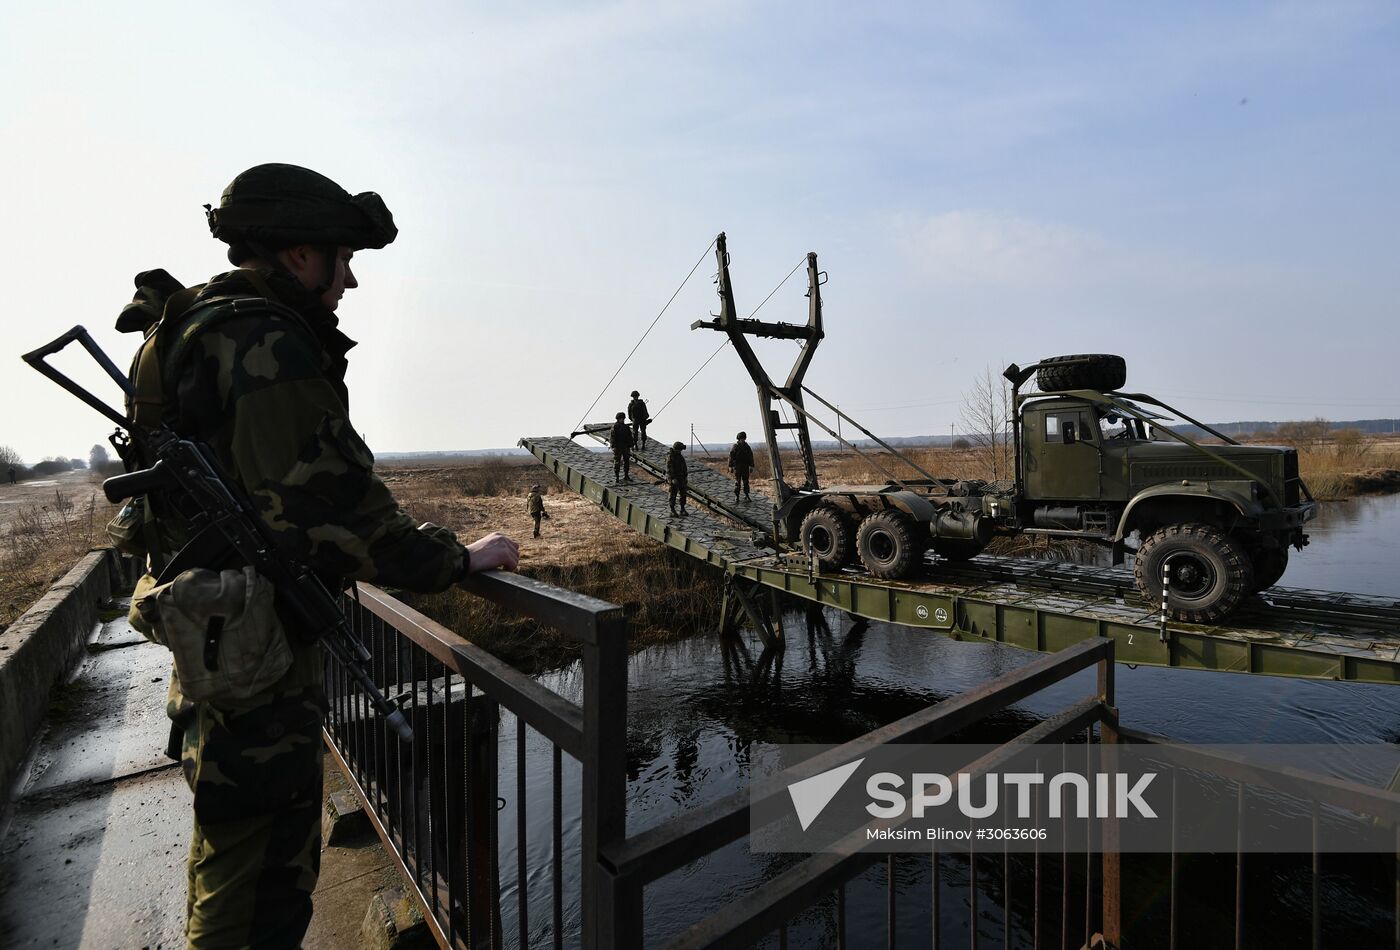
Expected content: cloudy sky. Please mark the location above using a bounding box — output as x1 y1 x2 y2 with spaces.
2 1 1396 462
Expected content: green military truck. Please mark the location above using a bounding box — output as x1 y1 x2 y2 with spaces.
696 235 1318 624
792 354 1318 623
992 354 1316 621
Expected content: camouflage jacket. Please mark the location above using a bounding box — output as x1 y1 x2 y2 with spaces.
151 268 469 596
666 448 688 484
609 420 633 452
627 397 649 423
526 490 545 516
729 441 754 472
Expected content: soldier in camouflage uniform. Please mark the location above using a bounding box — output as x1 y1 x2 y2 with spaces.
627 390 650 449
526 484 548 538
610 412 634 482
667 441 689 516
128 164 519 949
728 431 754 502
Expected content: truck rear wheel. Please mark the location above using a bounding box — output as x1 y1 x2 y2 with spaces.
1251 547 1289 591
1037 354 1127 392
800 505 855 571
932 538 985 562
1134 524 1253 623
856 511 922 579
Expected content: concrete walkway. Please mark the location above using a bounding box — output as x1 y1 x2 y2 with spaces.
0 604 401 949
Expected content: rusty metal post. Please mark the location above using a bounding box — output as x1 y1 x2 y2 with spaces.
583 612 630 949
462 693 500 948
1099 647 1123 948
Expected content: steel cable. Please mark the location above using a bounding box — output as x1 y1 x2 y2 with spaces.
572 237 716 432
651 255 807 421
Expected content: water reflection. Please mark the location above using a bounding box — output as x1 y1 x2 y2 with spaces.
497 494 1400 946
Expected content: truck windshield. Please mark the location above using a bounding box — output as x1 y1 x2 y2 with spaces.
1098 412 1145 441
1098 399 1178 441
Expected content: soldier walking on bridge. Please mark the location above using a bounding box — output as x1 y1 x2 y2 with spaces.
526 484 548 538
611 412 634 482
729 431 754 502
667 441 689 516
628 390 650 449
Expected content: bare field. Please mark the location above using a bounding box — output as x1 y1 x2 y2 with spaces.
0 472 116 630
4 436 1395 653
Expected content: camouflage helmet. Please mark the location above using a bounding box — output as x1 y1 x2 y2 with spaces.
673 441 685 451
206 163 397 263
737 431 747 440
631 390 639 398
616 412 626 419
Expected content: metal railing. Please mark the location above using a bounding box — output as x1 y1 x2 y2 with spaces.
1114 728 1400 950
323 575 1400 950
324 572 627 950
596 637 1123 948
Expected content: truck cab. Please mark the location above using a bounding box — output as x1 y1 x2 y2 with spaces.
1002 356 1319 622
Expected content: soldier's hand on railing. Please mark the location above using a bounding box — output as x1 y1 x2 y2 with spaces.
465 531 520 572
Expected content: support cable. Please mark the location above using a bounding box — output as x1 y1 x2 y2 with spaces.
572 237 716 432
651 256 806 422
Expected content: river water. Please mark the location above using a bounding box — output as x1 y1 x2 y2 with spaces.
498 494 1400 947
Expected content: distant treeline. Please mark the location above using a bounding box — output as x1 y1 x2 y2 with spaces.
0 443 125 482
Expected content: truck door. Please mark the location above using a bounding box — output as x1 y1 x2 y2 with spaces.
1027 408 1101 500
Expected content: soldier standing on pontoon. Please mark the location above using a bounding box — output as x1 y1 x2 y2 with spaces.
628 390 650 449
667 441 689 516
610 412 634 482
728 431 754 502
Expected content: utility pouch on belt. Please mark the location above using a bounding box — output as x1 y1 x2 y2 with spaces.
105 497 149 558
132 566 293 702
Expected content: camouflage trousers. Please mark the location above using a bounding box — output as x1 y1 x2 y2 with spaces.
669 480 688 512
733 468 751 498
177 682 325 948
613 449 631 480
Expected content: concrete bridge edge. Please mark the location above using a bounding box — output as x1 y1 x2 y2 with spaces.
0 548 134 800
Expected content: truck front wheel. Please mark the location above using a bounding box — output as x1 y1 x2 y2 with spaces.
1250 547 1289 592
857 511 923 579
1134 524 1254 623
800 505 855 571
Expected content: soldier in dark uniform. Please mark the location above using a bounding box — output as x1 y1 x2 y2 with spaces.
729 431 754 502
667 441 689 516
628 390 650 449
526 484 548 538
6 466 15 484
125 164 520 949
610 412 634 482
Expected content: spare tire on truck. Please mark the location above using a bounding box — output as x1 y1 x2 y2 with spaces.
1036 354 1127 392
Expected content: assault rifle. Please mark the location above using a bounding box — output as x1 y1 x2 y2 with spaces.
22 325 413 741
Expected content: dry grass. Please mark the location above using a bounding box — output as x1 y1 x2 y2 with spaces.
0 480 116 630
381 458 722 671
1292 441 1400 501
